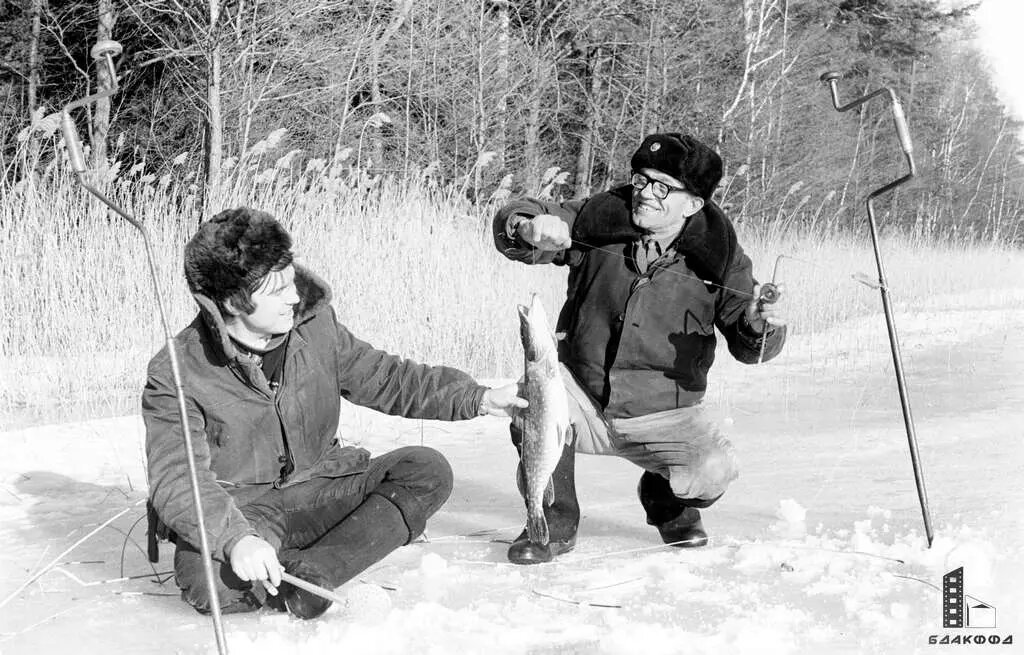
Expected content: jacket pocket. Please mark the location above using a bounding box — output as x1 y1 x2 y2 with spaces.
205 416 229 447
682 308 714 337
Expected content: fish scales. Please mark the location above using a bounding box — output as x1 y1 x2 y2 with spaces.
517 295 570 546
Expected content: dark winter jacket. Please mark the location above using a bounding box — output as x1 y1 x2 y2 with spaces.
493 185 785 418
142 265 487 558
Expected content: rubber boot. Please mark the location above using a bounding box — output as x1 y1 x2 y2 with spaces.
271 559 334 620
276 492 410 618
637 470 714 548
507 425 580 565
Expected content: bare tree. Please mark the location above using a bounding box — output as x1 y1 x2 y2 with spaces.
205 0 223 203
27 0 42 114
366 0 413 171
91 0 117 166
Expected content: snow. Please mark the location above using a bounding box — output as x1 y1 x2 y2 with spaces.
2 299 1023 654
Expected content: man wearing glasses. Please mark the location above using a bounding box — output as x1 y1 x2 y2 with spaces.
492 133 787 564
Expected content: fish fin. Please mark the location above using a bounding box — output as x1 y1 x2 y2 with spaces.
511 409 525 432
515 464 527 497
527 506 550 546
543 477 555 506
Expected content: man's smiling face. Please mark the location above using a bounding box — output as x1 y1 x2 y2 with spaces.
630 168 705 240
229 264 300 340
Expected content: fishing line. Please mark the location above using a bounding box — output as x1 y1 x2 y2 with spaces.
108 516 165 581
532 236 878 303
514 234 760 300
892 572 993 607
543 536 906 568
428 522 908 568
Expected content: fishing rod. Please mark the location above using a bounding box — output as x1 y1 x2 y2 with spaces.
820 70 934 547
55 40 228 653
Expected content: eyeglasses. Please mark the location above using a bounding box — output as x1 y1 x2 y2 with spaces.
630 172 688 200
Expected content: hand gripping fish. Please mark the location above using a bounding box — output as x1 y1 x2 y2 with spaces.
515 294 571 546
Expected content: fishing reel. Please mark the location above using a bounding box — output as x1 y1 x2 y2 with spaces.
754 266 787 364
758 282 781 306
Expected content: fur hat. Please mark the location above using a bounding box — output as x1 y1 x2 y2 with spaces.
184 208 293 306
630 133 723 201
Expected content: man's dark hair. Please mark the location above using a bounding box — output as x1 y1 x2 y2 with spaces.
184 207 294 315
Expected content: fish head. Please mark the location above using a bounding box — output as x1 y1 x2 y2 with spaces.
518 294 557 363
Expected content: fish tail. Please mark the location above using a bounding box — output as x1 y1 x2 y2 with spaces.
526 504 550 546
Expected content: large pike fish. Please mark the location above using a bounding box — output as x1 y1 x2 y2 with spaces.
516 294 571 546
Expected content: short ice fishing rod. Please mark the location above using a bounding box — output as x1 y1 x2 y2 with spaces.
820 70 934 547
57 41 229 652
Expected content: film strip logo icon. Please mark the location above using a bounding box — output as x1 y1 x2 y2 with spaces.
943 567 996 629
943 567 965 628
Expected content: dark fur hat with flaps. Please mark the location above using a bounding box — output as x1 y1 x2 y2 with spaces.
184 207 293 309
630 133 723 201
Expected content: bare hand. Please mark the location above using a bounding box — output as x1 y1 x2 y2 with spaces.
744 283 788 334
228 535 283 596
480 383 529 417
517 214 572 251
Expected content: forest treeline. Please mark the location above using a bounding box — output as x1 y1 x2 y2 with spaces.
1 0 1022 240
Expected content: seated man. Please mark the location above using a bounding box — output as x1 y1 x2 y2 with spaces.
493 133 787 564
144 208 523 618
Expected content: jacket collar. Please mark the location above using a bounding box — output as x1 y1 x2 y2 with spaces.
671 199 737 289
193 264 333 365
573 185 737 288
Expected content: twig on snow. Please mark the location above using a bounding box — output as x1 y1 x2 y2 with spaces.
0 483 22 502
47 567 175 588
531 588 621 609
0 503 140 609
0 605 78 642
357 578 399 592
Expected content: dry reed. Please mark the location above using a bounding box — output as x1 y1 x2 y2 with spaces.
2 144 1022 428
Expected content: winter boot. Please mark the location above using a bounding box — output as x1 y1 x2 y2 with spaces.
276 492 410 617
273 559 334 620
653 507 708 547
637 470 713 548
507 426 580 565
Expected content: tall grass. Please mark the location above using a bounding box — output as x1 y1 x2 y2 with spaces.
3 145 1023 428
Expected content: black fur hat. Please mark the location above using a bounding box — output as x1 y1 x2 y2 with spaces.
184 208 293 307
630 133 723 201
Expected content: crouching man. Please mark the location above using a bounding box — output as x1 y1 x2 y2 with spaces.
144 208 524 618
493 133 787 563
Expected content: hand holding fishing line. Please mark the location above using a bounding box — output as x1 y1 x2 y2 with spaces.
514 214 572 251
746 282 787 334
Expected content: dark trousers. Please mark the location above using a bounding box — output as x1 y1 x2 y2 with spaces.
174 446 452 614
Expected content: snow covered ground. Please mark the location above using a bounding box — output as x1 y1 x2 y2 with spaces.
2 299 1022 654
